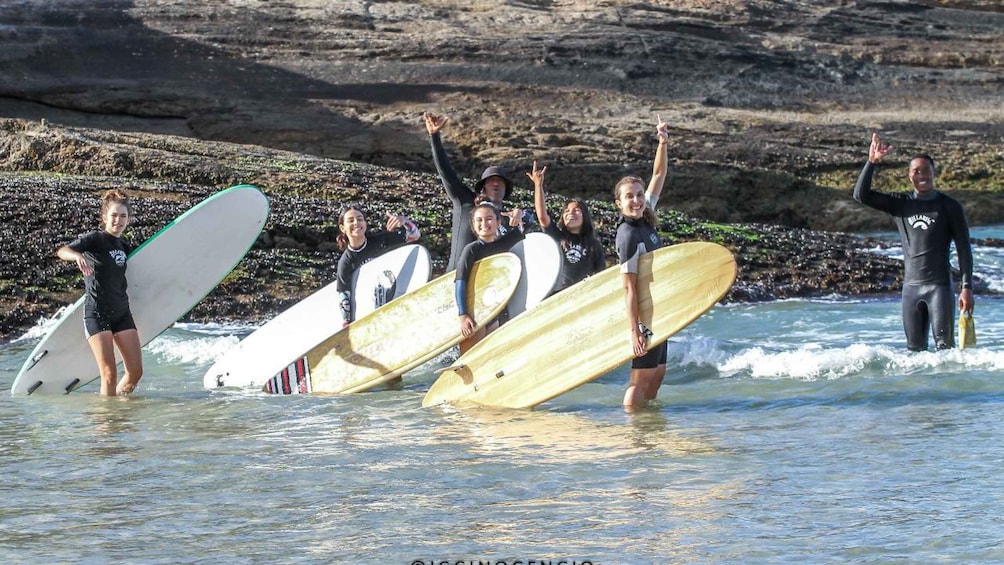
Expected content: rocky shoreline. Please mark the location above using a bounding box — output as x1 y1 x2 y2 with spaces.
1 118 991 344
2 1 1003 342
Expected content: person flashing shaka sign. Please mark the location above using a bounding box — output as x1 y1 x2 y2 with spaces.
57 189 142 396
853 133 974 351
528 161 606 292
334 205 421 329
614 117 670 408
423 112 527 271
454 200 525 354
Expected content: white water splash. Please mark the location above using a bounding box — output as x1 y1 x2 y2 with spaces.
718 342 1004 381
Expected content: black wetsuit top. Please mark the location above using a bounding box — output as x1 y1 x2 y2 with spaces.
68 231 133 319
616 216 662 275
454 228 525 315
616 205 666 367
335 229 408 323
429 133 514 271
853 161 973 288
543 223 606 291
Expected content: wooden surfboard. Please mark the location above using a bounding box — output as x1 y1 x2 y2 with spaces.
265 252 522 395
422 242 737 409
204 244 431 389
12 184 269 395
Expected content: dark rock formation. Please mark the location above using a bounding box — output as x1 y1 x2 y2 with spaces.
1 1 1002 341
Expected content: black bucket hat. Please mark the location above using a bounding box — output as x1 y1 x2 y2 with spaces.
474 166 513 201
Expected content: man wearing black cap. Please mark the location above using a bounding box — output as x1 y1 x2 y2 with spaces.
424 112 523 271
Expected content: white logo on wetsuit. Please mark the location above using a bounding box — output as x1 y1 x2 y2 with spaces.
565 243 585 264
649 233 660 246
109 249 127 267
908 214 935 230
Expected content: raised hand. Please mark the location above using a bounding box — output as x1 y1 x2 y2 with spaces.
385 212 404 231
869 133 893 163
525 160 547 188
423 112 449 135
656 114 669 143
502 207 524 227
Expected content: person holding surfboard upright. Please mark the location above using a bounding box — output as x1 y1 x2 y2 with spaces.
528 161 606 291
334 204 421 328
424 112 525 271
57 189 143 396
456 201 525 353
853 133 974 351
615 118 670 408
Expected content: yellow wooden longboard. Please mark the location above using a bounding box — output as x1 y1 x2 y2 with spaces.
305 252 522 394
423 242 737 409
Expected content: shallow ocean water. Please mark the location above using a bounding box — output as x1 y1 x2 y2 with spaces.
2 227 1003 564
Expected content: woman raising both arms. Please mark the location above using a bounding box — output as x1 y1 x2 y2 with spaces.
527 161 606 292
614 117 670 408
57 189 142 396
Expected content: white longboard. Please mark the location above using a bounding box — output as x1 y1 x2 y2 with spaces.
204 244 431 389
508 232 562 318
12 185 269 395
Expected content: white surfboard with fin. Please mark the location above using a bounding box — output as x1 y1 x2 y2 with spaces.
12 184 270 395
204 244 431 389
507 232 562 318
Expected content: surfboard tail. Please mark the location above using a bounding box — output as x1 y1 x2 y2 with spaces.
264 357 312 395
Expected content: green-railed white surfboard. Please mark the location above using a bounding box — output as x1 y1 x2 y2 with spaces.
11 184 269 395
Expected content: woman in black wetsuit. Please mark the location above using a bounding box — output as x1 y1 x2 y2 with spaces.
614 118 670 408
334 204 421 328
454 201 525 354
57 189 142 396
527 161 606 292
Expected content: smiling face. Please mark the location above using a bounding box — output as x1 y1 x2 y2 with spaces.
102 202 130 237
339 208 367 242
909 156 936 195
471 205 500 241
615 179 647 219
479 176 507 205
562 201 584 233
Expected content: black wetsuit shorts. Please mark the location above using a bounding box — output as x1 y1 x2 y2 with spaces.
632 340 668 369
84 310 137 339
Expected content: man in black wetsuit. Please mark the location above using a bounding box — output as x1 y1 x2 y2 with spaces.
853 133 975 351
423 112 523 271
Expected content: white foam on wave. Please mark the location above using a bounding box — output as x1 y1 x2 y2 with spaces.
145 332 240 366
9 306 69 343
172 321 258 336
718 342 1004 381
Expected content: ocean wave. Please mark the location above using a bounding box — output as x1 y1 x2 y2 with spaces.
716 342 1004 381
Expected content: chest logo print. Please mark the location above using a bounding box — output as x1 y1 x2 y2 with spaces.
908 214 935 230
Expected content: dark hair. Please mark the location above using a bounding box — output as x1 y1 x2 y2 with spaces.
469 201 501 236
101 189 131 217
614 176 657 227
336 204 365 250
911 154 936 171
557 199 601 253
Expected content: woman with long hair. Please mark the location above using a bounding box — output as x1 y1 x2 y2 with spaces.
528 161 606 292
614 117 670 408
57 189 142 396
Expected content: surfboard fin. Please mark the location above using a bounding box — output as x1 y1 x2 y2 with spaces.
64 378 81 394
27 381 43 395
24 349 48 372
